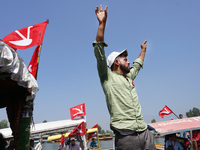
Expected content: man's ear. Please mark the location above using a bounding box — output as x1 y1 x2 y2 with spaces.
114 59 120 66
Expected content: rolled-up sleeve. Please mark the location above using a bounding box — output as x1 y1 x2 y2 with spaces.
128 58 143 80
93 41 108 82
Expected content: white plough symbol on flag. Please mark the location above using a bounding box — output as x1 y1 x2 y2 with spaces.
72 105 84 116
71 124 83 135
9 26 33 46
28 65 32 73
160 108 171 114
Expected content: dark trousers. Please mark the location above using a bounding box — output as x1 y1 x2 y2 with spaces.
114 129 157 150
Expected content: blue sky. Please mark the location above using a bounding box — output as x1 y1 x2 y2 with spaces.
0 1 200 131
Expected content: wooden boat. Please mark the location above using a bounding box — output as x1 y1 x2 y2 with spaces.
48 127 103 150
148 116 200 150
98 134 113 141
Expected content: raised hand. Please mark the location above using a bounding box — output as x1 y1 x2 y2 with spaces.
95 5 108 25
138 40 147 61
95 5 108 42
141 40 147 51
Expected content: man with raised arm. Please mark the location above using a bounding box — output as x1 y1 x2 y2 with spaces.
93 5 156 150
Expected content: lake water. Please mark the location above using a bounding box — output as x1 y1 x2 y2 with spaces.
40 137 164 150
154 137 165 144
41 140 114 150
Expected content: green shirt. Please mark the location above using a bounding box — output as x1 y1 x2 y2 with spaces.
93 41 147 132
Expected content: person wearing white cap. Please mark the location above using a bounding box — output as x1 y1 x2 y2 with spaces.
69 138 82 150
93 5 156 150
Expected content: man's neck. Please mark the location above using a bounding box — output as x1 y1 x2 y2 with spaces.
113 68 125 76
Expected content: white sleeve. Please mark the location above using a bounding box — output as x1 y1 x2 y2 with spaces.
34 143 38 150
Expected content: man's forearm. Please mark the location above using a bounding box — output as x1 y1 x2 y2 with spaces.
96 23 106 42
138 49 146 61
138 40 147 61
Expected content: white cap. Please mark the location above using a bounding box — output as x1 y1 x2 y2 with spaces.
107 49 128 68
71 137 75 141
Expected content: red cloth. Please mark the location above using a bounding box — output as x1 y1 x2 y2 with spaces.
193 130 200 150
88 124 98 140
132 81 135 86
58 135 65 150
28 45 40 78
3 21 47 50
68 121 85 137
159 105 173 118
70 103 86 120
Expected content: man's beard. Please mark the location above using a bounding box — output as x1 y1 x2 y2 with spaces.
120 64 130 74
72 143 75 146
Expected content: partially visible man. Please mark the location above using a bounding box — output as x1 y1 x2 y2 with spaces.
90 138 98 149
69 139 82 150
179 114 187 138
179 114 183 119
93 5 156 150
0 133 7 150
166 134 184 150
35 139 42 150
5 140 14 150
29 139 34 150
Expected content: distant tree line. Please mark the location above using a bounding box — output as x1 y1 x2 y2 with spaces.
0 119 8 129
186 107 200 117
151 119 156 123
98 125 113 135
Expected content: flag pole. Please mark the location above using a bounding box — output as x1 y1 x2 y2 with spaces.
168 105 179 119
35 19 49 80
97 130 101 148
35 44 42 80
84 116 87 150
172 111 180 119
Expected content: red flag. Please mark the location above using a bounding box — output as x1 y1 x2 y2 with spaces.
28 45 40 78
159 105 173 118
68 121 85 137
3 21 48 50
70 103 86 120
88 124 98 140
58 135 65 150
91 124 98 129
